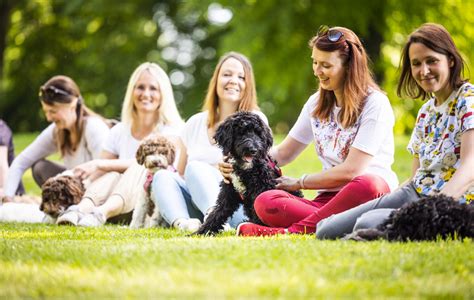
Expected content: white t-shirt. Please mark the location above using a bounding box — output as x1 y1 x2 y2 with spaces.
289 91 398 191
103 122 183 160
181 111 269 166
5 116 109 197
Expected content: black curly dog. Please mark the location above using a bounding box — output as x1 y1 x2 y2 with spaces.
344 194 474 241
195 112 302 235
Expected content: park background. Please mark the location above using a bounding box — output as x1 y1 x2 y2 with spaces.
0 1 473 299
2 0 474 135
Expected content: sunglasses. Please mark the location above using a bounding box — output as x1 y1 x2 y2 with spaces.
39 85 72 103
317 25 344 42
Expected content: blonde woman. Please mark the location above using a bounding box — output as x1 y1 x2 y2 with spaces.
57 62 184 226
152 52 268 231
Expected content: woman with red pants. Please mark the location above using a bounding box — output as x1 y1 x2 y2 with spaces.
220 25 398 236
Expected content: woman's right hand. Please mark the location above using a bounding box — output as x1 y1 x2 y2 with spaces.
73 160 104 182
218 156 233 184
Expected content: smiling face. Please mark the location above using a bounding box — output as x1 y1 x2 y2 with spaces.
133 70 161 114
216 57 246 104
41 101 77 130
312 47 346 98
409 42 453 104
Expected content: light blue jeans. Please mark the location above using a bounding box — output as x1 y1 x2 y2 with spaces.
152 161 245 227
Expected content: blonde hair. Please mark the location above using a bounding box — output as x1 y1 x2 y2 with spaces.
121 62 183 128
40 75 101 156
309 26 380 128
202 52 259 128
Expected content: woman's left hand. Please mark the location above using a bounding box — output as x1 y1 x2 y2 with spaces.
275 176 301 192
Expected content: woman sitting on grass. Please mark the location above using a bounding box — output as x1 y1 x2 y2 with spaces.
316 23 474 239
152 52 268 232
56 62 184 226
2 75 109 203
221 26 398 236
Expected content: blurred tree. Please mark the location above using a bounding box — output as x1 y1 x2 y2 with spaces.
1 0 162 131
381 0 474 134
1 0 474 136
0 0 15 78
213 0 389 132
0 0 231 131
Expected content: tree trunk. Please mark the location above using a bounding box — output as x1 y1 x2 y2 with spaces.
0 0 14 80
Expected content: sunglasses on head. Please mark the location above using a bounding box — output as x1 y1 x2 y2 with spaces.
317 25 344 42
39 85 72 103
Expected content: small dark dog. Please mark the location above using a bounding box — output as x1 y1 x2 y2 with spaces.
343 194 474 242
195 111 303 235
129 135 176 228
40 174 85 218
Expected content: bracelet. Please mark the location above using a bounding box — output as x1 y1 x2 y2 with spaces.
299 174 308 189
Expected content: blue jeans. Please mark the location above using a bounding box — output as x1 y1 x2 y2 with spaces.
152 161 245 227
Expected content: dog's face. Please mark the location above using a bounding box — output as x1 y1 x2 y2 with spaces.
40 176 84 218
214 112 273 169
136 136 176 172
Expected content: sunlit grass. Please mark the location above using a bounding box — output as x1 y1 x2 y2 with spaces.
4 134 473 298
0 224 472 299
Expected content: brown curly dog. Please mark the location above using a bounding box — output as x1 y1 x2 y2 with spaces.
130 135 176 228
40 175 85 218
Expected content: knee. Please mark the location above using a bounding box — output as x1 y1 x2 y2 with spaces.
353 210 383 231
315 218 333 240
353 215 372 231
152 169 175 186
352 174 390 198
184 161 204 179
254 190 286 216
31 159 47 176
354 208 394 231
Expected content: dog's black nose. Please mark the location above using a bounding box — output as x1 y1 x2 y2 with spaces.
244 147 257 156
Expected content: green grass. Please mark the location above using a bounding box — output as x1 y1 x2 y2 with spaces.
5 133 471 299
0 224 473 298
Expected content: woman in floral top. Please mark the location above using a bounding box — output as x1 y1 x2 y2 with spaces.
316 23 474 239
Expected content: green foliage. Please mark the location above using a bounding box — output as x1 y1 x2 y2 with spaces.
3 0 474 135
381 0 474 134
2 0 160 130
0 223 473 298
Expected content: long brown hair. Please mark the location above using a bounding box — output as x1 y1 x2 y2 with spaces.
39 75 99 156
202 52 259 128
309 26 379 128
397 23 466 100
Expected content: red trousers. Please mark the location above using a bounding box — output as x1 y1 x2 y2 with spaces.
254 174 390 234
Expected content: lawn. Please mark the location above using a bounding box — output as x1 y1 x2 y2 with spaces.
1 133 472 299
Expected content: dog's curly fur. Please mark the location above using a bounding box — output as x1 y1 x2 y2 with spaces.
129 135 176 228
344 194 474 242
135 136 176 172
40 175 85 218
195 111 303 235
